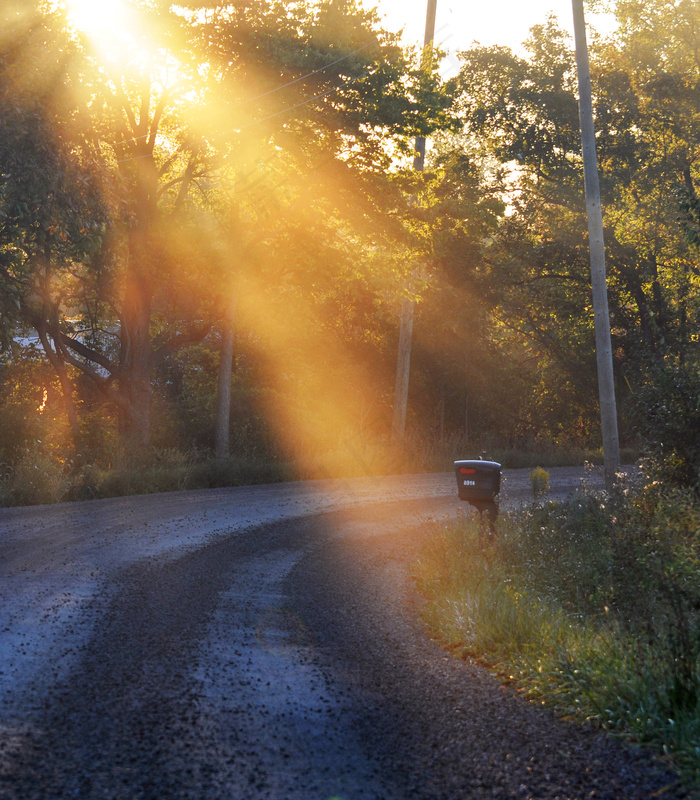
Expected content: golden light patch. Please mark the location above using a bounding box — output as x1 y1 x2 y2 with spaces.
64 0 136 56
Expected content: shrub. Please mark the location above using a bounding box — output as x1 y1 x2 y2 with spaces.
631 358 700 491
414 478 700 787
529 466 550 498
2 444 70 505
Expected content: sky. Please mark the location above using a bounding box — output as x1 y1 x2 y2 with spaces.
374 0 616 74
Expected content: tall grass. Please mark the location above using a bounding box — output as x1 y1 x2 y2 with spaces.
292 432 638 477
0 448 293 506
0 422 641 509
0 432 631 507
413 478 700 789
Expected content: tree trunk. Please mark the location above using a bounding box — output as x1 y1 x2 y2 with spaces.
392 294 414 443
465 378 469 444
121 268 154 452
215 317 235 459
124 378 152 452
629 271 656 353
36 324 82 452
439 384 445 443
120 143 158 453
56 366 81 452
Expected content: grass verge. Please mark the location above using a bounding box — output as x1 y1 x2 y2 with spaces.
0 436 637 507
413 481 700 792
0 448 294 506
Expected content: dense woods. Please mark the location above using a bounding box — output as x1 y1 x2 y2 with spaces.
1 0 698 498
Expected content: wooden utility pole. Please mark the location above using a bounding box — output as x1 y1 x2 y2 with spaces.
412 0 437 174
392 290 415 443
391 0 437 443
571 0 620 490
214 297 237 459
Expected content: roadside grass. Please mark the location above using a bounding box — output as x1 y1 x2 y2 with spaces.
0 448 294 506
65 456 294 501
0 433 637 507
413 480 700 790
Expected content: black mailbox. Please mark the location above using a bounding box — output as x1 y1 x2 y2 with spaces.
454 459 501 502
454 460 502 534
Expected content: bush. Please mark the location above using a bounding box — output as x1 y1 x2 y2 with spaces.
631 358 700 491
413 477 700 788
2 445 71 505
529 466 550 498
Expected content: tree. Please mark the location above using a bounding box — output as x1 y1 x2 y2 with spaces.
174 0 456 457
0 3 109 449
450 5 700 451
2 0 455 456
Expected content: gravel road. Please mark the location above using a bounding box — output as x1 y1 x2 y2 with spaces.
0 466 686 799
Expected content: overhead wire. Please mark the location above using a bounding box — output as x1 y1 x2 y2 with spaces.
114 41 377 163
115 66 374 165
226 41 374 113
237 65 380 132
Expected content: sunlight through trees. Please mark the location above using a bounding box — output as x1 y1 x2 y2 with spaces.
1 0 698 496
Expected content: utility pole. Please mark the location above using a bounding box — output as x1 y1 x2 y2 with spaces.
391 0 437 443
214 295 237 459
571 0 620 491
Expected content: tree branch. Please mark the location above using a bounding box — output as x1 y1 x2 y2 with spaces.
173 156 199 212
152 322 212 365
507 272 587 288
58 346 130 413
55 330 122 376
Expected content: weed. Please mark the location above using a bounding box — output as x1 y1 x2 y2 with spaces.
413 482 700 790
529 466 551 498
1 444 71 505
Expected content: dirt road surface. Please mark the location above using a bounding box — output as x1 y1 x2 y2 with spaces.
0 466 684 799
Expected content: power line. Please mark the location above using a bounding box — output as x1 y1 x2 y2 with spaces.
237 66 379 132
115 60 380 164
227 42 374 113
112 40 374 153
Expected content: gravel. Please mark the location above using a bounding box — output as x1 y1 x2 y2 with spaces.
0 466 685 799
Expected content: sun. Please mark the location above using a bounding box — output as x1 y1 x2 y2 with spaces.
64 0 136 55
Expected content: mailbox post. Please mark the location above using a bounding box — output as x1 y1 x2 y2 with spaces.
454 459 502 534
